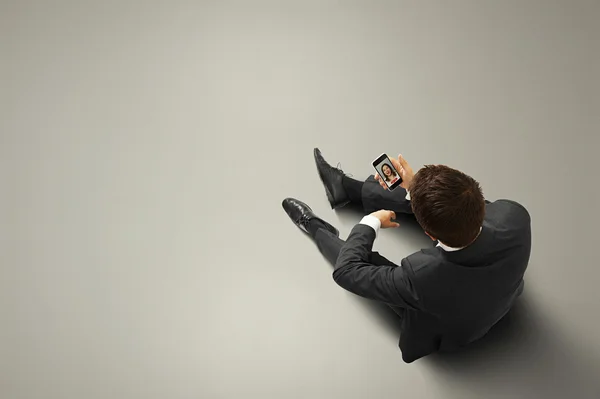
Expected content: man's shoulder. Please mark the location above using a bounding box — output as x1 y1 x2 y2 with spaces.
486 199 531 225
403 249 444 274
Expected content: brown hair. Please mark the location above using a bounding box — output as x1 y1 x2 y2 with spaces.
409 165 485 248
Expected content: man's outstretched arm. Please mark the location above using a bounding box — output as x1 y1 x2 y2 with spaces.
333 214 421 310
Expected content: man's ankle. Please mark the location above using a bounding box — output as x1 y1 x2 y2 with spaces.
307 218 329 238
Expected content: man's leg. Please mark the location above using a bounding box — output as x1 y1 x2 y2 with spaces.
313 227 344 266
360 175 413 215
313 225 397 268
341 175 365 208
314 148 412 215
282 197 395 265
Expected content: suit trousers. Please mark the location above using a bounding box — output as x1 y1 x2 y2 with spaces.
361 175 413 215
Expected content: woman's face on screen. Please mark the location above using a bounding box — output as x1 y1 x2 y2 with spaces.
382 165 392 176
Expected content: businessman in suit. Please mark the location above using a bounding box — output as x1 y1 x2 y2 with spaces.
282 149 531 363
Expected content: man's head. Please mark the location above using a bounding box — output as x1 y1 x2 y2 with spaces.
409 165 485 248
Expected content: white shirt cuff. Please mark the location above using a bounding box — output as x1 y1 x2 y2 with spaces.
359 215 381 236
405 190 411 201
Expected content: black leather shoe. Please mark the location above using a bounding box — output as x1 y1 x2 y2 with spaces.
282 198 339 237
313 148 350 209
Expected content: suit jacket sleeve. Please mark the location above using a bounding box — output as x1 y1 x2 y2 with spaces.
332 224 421 310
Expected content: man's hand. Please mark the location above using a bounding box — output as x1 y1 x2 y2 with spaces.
370 210 400 228
375 154 415 191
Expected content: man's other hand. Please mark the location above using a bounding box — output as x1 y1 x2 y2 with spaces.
370 210 400 228
375 154 415 191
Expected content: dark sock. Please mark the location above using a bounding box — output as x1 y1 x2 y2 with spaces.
342 175 364 207
307 218 329 238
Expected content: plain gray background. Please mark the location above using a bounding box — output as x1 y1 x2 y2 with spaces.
2 1 599 398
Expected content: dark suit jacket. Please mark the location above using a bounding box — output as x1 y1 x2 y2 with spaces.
333 200 531 363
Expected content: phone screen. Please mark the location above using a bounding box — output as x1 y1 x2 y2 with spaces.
373 154 402 190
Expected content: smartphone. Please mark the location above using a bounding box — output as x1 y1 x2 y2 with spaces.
373 153 403 191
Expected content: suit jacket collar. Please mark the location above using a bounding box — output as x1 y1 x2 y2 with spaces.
436 224 494 266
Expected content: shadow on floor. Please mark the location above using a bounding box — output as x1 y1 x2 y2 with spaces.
423 294 600 397
348 291 600 397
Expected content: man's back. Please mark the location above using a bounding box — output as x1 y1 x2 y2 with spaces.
397 200 531 361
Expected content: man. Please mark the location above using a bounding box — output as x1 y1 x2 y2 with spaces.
282 148 531 363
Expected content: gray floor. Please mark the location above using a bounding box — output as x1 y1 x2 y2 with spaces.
2 1 600 398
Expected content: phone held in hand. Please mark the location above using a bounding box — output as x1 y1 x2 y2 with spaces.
373 153 403 191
